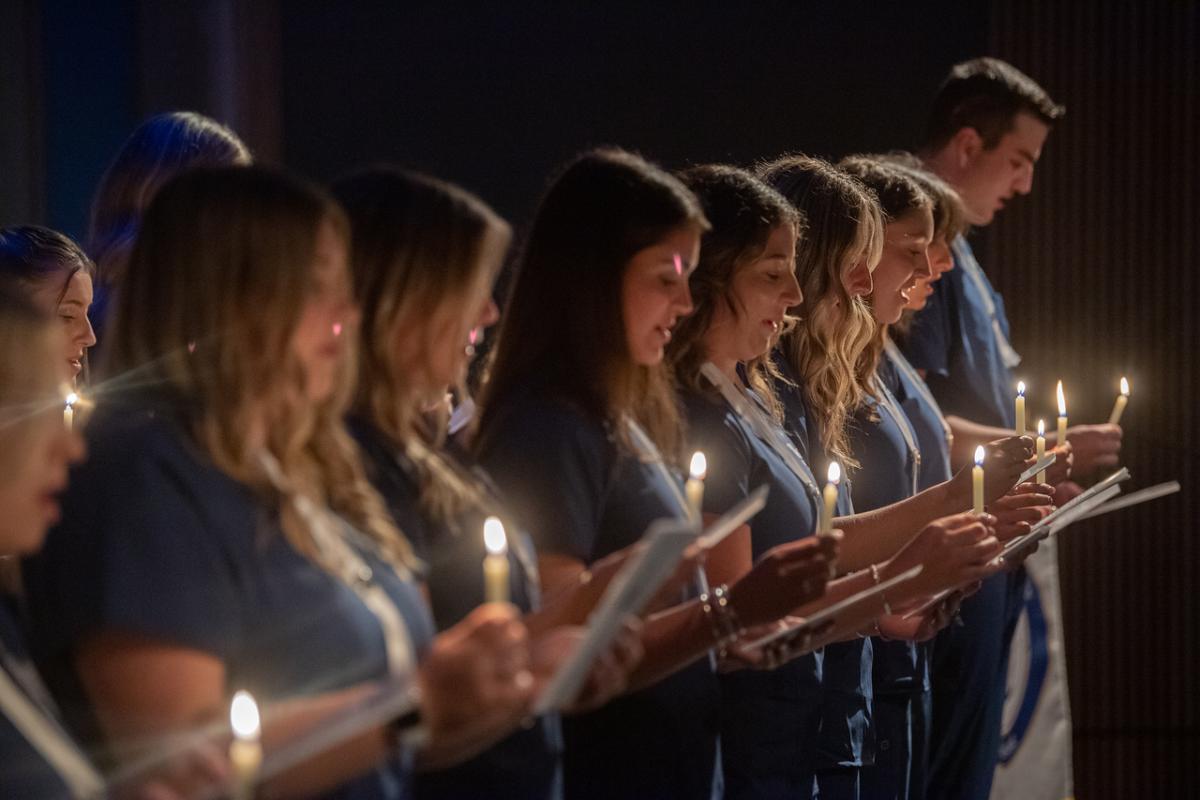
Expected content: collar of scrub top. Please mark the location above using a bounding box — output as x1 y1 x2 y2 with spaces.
869 374 922 498
400 436 541 606
698 361 821 503
950 236 1021 369
258 451 418 679
883 337 954 456
0 648 105 798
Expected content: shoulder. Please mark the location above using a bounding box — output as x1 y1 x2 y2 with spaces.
480 388 611 459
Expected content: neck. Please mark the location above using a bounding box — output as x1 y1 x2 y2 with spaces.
699 335 741 386
920 148 961 191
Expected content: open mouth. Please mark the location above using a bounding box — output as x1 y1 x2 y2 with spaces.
655 325 672 344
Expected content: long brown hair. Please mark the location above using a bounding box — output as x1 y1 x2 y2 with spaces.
478 148 708 463
757 155 881 468
335 167 511 521
837 155 932 394
668 164 801 420
88 112 251 289
106 166 416 574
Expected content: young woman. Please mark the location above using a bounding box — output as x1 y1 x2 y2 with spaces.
476 148 834 800
334 166 644 800
0 227 97 386
756 155 1040 799
23 166 536 798
666 164 1009 800
85 111 252 335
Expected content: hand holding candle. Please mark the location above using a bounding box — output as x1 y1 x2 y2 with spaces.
685 451 707 526
229 690 262 800
1056 380 1068 446
1014 381 1026 436
972 446 985 514
483 517 510 604
1108 377 1130 424
1036 420 1047 484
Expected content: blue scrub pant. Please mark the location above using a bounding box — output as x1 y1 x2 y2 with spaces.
858 688 931 800
815 767 860 799
925 570 1025 800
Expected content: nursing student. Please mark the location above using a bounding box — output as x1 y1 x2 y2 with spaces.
0 227 97 387
757 155 1037 799
837 156 1054 800
476 148 834 800
904 58 1119 800
665 164 1007 800
334 166 644 799
23 166 538 799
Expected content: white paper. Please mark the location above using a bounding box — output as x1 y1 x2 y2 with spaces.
1001 484 1122 559
695 486 769 549
742 565 923 650
1016 452 1057 485
1075 480 1180 522
532 520 697 714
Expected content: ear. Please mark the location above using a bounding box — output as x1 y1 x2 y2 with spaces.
949 127 985 169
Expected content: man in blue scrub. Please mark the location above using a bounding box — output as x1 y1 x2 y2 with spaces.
901 58 1063 800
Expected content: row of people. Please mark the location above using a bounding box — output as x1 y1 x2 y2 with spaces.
0 56 1121 800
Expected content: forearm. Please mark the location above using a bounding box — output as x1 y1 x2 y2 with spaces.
833 480 965 571
947 415 1014 468
625 601 715 692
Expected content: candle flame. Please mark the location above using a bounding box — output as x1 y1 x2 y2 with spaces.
689 451 707 481
974 446 985 466
1016 380 1025 397
483 516 507 556
1056 381 1066 416
1120 376 1129 396
230 691 261 740
64 391 78 408
1037 419 1045 436
827 461 841 484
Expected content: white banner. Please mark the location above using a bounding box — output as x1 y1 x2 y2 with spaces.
990 537 1074 800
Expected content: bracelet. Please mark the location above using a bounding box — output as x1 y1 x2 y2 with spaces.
869 564 893 616
699 584 742 646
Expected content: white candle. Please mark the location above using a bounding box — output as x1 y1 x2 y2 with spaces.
229 690 262 800
1108 377 1130 425
63 392 78 431
685 451 707 525
483 517 509 604
1036 420 1047 484
1014 381 1026 436
819 462 840 535
1056 381 1068 446
972 446 985 514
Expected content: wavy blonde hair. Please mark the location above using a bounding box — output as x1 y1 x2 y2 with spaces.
105 166 416 575
334 167 511 523
757 155 882 469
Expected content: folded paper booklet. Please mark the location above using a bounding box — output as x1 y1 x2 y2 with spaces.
1016 451 1057 486
1076 480 1181 522
534 491 769 715
999 483 1123 560
742 565 923 651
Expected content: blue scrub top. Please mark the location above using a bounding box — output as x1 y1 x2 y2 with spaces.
884 341 954 492
349 416 561 800
23 391 436 800
681 385 826 785
848 375 929 695
477 387 720 800
772 353 874 772
901 235 1019 429
0 597 75 800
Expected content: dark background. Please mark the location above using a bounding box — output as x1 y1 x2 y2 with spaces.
2 1 1196 795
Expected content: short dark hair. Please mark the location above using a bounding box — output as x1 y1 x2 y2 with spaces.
923 57 1065 151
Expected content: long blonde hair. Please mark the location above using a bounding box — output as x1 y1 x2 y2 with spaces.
105 166 416 574
757 155 881 468
335 167 511 523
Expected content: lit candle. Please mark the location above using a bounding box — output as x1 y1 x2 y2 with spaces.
229 690 262 800
1108 377 1130 425
819 462 840 535
1014 381 1026 436
972 446 985 514
1056 380 1068 447
63 392 78 431
685 451 707 525
483 517 510 604
1036 420 1047 484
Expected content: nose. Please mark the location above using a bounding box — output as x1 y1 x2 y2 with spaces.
916 251 933 280
782 272 803 307
1015 164 1034 196
479 297 500 329
81 316 97 349
675 281 695 317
